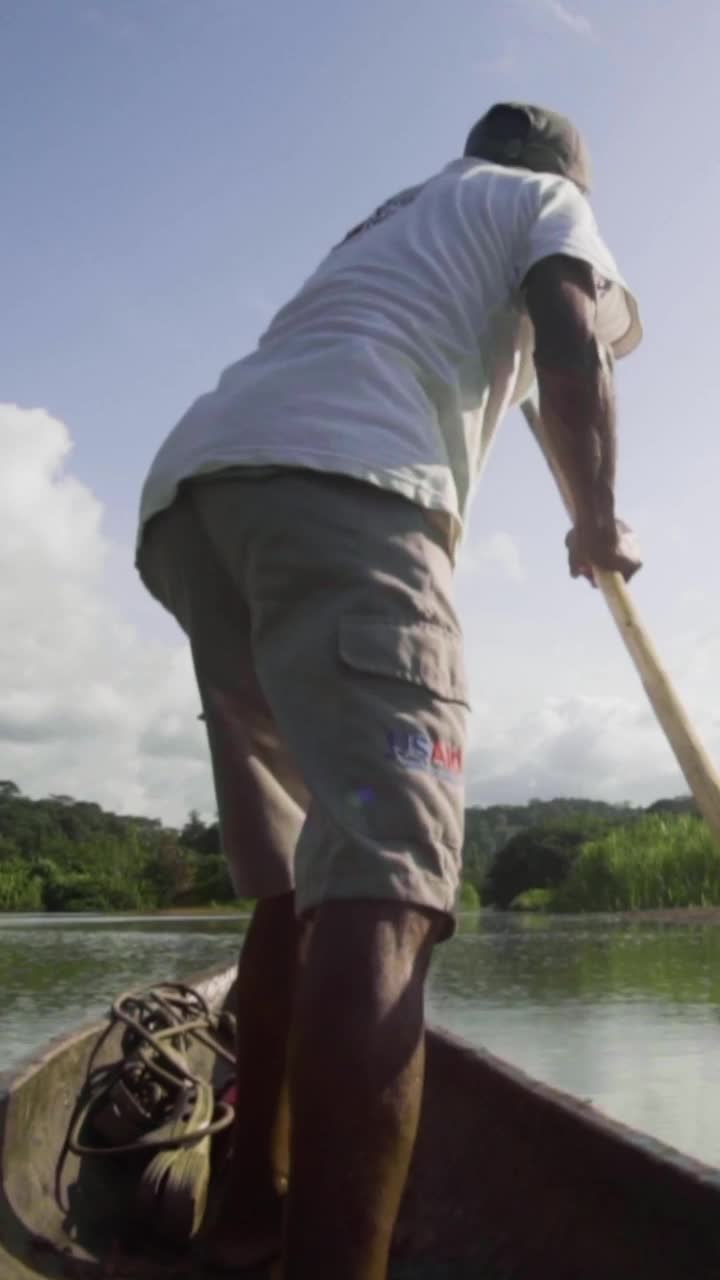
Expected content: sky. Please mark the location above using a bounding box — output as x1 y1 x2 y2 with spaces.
2 0 719 825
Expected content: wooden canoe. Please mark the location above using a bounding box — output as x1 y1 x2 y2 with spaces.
2 964 720 1280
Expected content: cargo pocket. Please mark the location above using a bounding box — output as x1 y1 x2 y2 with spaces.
336 616 469 856
338 617 470 708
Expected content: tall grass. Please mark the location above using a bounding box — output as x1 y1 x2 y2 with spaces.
552 815 720 912
458 880 481 910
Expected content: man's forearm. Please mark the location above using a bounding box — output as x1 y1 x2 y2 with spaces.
524 256 639 581
534 340 617 533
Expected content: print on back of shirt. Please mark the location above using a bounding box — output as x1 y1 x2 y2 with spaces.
337 184 424 246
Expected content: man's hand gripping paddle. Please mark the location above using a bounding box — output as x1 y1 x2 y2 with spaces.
521 397 720 844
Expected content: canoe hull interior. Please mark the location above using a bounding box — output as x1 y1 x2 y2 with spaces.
2 964 720 1280
0 968 235 1280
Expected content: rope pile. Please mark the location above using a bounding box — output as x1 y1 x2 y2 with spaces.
69 982 236 1241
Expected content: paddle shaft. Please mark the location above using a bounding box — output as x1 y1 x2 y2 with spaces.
521 398 720 841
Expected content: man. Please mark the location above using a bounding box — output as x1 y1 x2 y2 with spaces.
136 102 642 1278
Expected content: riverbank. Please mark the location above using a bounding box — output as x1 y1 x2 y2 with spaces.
114 903 720 926
612 906 720 925
137 903 250 915
503 895 720 922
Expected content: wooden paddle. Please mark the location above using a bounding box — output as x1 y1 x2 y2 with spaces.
520 397 720 842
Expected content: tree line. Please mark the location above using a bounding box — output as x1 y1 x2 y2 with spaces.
473 796 703 910
0 780 701 913
0 781 232 911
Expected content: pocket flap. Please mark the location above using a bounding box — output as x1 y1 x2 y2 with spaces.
339 617 469 706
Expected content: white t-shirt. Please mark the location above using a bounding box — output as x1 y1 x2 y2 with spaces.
137 159 641 558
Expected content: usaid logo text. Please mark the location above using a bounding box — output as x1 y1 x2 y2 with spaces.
385 729 463 780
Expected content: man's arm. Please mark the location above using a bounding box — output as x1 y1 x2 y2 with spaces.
523 254 641 583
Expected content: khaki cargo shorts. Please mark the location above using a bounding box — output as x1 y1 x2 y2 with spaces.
138 469 469 938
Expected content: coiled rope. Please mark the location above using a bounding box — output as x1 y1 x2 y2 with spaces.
69 982 236 1240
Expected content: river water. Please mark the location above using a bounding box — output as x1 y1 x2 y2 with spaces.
1 910 719 1166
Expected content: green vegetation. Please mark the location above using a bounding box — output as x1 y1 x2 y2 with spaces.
478 796 717 913
0 780 240 913
457 881 481 910
553 814 720 911
509 887 554 912
481 814 628 908
461 797 639 894
0 780 711 915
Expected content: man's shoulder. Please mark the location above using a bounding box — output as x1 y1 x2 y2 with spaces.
437 160 564 219
451 161 582 205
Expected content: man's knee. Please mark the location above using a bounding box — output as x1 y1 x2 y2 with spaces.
252 890 296 930
302 898 440 994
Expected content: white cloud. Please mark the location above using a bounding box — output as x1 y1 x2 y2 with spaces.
0 404 212 826
535 0 594 36
465 693 688 806
459 531 525 583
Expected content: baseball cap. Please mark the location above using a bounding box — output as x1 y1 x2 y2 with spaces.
464 103 592 193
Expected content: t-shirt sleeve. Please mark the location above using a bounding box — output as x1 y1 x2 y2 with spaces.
519 176 642 359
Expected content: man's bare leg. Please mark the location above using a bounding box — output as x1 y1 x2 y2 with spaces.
209 890 299 1267
281 899 439 1280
